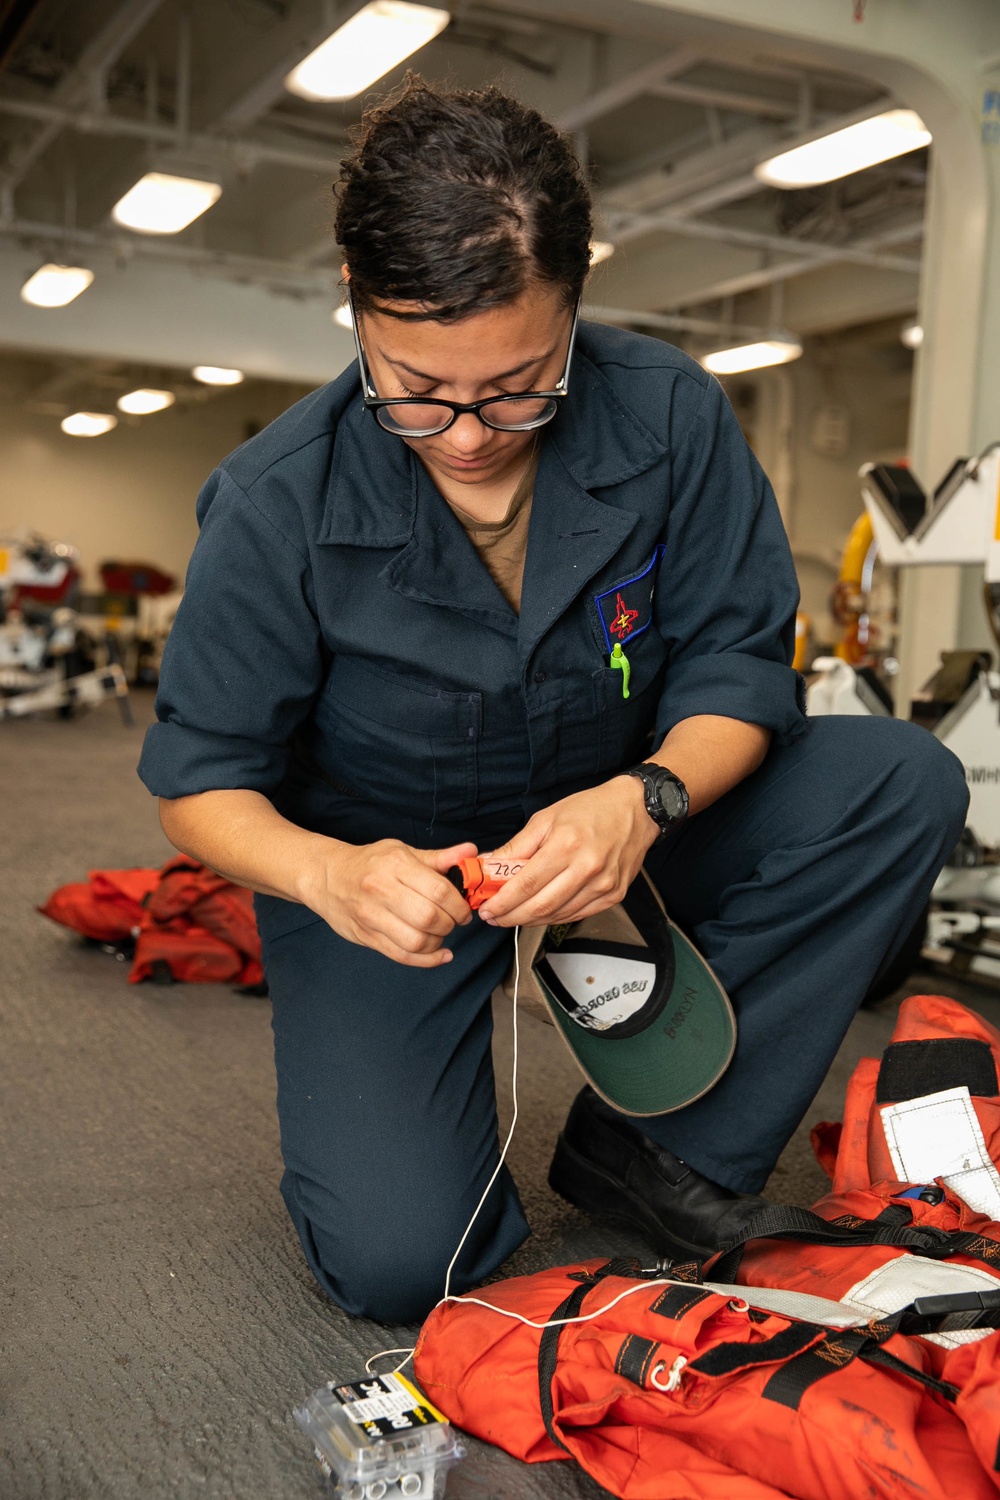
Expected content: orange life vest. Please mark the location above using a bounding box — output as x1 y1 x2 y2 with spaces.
416 995 1000 1497
415 1253 999 1499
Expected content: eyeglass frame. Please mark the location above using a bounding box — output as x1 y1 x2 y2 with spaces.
346 286 582 437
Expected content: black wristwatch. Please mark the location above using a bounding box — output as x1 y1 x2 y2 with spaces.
623 763 689 841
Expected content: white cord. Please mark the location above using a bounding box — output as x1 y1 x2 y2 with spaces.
365 929 522 1373
441 930 521 1303
364 932 688 1381
440 1276 678 1330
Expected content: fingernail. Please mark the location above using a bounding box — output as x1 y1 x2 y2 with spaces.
479 911 498 926
441 951 453 962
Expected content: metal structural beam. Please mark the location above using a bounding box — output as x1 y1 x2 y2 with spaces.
556 48 701 131
669 224 923 306
647 78 799 118
0 95 339 176
583 300 765 336
0 216 335 296
609 208 923 273
0 0 167 190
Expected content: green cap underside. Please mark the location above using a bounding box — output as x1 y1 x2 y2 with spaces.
542 924 736 1116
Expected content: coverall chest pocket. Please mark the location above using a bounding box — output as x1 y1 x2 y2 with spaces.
318 656 481 821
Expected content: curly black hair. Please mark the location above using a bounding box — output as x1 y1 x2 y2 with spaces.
334 75 593 322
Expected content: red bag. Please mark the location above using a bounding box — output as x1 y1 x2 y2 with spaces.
415 1255 995 1500
38 867 159 942
40 858 263 986
130 922 245 984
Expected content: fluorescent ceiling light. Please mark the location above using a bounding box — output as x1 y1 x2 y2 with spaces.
117 388 176 415
192 365 244 386
61 411 117 437
332 304 353 329
20 263 94 307
755 109 931 189
285 1 450 101
900 320 923 350
702 338 803 375
589 241 615 265
111 172 222 234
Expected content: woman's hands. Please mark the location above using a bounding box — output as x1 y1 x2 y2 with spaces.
302 837 479 968
475 778 657 929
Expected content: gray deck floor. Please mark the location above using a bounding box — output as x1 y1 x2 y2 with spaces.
3 691 995 1499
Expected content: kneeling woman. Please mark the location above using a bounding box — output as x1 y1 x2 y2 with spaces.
139 77 968 1322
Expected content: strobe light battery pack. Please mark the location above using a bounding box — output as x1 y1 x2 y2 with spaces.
293 1371 464 1498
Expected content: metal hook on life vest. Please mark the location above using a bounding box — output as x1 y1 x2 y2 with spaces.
650 1355 688 1393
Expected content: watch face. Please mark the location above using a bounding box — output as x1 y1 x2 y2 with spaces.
657 778 687 819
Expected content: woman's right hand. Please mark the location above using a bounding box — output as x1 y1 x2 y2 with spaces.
304 838 479 967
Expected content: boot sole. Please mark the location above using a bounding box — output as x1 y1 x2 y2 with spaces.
548 1132 708 1261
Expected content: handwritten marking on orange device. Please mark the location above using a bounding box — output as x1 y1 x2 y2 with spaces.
447 856 525 909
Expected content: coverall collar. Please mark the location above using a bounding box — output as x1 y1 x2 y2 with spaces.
318 342 669 550
318 343 668 648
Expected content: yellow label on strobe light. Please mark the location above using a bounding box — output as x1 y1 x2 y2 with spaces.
993 465 1000 542
394 1373 448 1425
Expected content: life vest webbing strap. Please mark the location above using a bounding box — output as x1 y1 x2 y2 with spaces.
537 1261 641 1450
762 1328 871 1410
537 1280 593 1452
761 1320 961 1410
686 1319 823 1378
709 1202 1000 1283
648 1284 712 1320
861 1345 959 1401
614 1334 660 1386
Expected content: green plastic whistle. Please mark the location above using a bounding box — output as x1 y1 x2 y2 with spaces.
610 642 630 699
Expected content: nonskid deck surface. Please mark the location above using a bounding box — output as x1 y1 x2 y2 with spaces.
3 693 989 1500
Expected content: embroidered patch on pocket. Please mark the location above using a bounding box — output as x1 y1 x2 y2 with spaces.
594 546 664 652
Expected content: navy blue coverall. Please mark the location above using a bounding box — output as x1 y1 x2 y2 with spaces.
139 322 968 1322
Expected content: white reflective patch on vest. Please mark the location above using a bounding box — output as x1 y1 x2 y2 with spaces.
880 1085 1000 1220
545 952 656 1032
843 1255 1000 1348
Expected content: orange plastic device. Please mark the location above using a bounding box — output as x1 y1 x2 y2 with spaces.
446 856 524 910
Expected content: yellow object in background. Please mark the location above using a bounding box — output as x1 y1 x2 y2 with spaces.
832 512 877 664
792 612 811 672
839 512 875 587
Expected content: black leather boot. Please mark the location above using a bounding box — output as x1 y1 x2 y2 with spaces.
549 1086 769 1260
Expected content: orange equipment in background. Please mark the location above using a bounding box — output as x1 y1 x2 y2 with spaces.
831 511 879 665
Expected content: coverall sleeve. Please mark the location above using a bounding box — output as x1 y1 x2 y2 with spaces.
654 375 806 745
137 468 324 799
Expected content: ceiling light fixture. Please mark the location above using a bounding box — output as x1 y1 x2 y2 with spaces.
900 321 924 350
61 411 118 437
332 304 353 329
117 388 176 415
285 1 450 101
191 365 244 386
701 338 803 375
589 241 615 265
111 172 223 234
755 109 931 189
20 264 94 307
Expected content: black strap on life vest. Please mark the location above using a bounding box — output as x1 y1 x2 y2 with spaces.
706 1201 1000 1283
536 1259 1000 1440
536 1258 647 1451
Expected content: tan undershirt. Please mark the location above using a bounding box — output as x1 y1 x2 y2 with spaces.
445 445 539 615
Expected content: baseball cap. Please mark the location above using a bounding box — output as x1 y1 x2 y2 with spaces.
498 868 736 1116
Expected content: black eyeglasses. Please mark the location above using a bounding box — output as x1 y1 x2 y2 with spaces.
348 288 580 438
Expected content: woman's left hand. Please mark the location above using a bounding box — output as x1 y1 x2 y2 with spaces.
476 777 658 928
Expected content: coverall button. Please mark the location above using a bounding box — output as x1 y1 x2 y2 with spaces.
533 670 547 683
